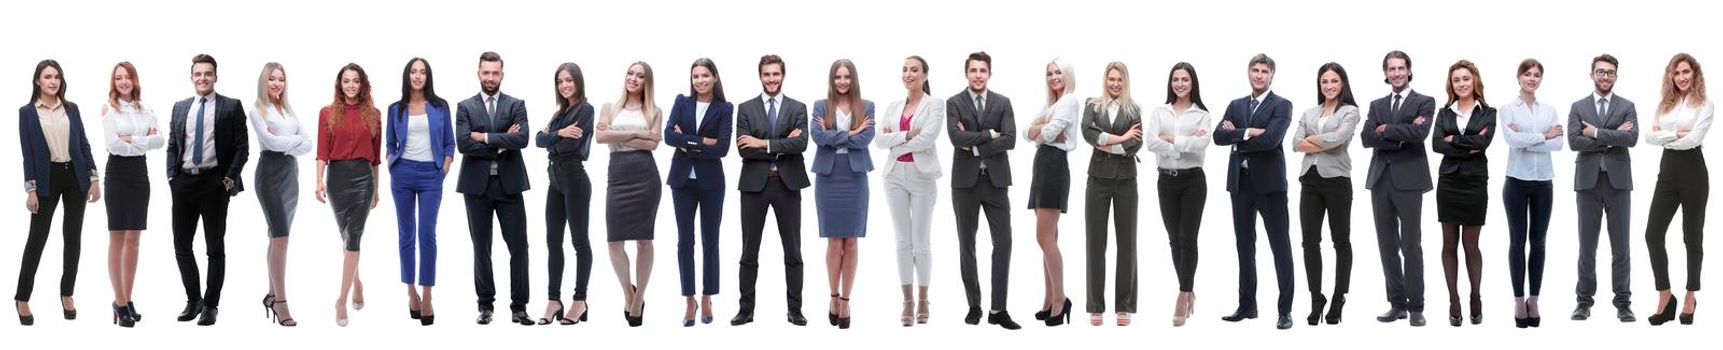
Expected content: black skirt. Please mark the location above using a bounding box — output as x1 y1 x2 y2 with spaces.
606 151 661 242
104 155 150 230
1437 174 1488 225
1026 145 1071 212
327 160 374 251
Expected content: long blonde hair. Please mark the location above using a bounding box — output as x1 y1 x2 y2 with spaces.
1045 58 1076 106
611 61 657 126
1659 53 1708 115
824 59 865 130
255 62 295 118
1091 61 1135 115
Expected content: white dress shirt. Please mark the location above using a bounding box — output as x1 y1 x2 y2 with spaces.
250 104 314 156
1499 96 1563 181
105 99 167 156
1030 94 1080 151
182 93 220 170
1141 103 1211 170
1646 97 1714 150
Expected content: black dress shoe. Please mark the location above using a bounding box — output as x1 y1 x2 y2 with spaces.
1276 314 1293 330
1408 312 1426 327
177 301 202 322
476 308 495 325
1616 307 1636 322
964 307 982 325
195 307 219 326
1220 308 1258 322
787 311 807 326
1376 307 1408 323
512 311 534 326
1571 305 1590 320
731 310 754 325
986 311 1021 330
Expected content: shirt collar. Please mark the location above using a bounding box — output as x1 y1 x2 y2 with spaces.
1594 91 1613 103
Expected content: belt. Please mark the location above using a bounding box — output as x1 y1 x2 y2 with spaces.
767 170 781 178
1159 167 1200 176
182 166 216 175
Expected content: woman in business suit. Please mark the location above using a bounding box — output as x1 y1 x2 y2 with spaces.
1079 62 1142 327
665 58 733 327
1291 63 1361 326
101 61 163 327
877 55 943 327
536 62 595 326
597 61 663 327
17 59 99 326
1645 53 1711 326
1500 58 1561 328
315 63 383 327
251 62 312 327
811 59 874 329
1025 58 1079 327
1431 60 1496 327
1144 62 1210 327
387 57 454 326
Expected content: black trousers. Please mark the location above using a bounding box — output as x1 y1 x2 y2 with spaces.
546 160 593 301
170 172 230 307
1230 168 1294 315
954 175 1012 311
1371 176 1426 312
1646 148 1707 291
673 185 725 297
1157 169 1205 292
1299 171 1352 296
1503 178 1552 297
737 176 804 313
1084 176 1137 314
465 176 530 312
15 162 85 302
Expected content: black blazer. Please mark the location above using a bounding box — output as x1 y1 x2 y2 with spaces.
454 93 531 195
1079 99 1143 179
166 93 249 195
735 95 810 192
946 90 1015 188
664 94 733 190
1360 90 1436 192
19 103 97 196
534 102 595 162
1431 104 1496 177
1213 91 1293 194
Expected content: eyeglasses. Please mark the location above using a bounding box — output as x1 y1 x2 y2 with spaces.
1593 69 1618 78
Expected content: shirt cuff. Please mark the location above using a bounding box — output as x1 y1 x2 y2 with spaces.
24 180 36 193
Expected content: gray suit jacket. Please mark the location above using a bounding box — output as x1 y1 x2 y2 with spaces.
946 90 1015 188
1361 90 1436 192
1568 94 1638 191
1080 98 1143 179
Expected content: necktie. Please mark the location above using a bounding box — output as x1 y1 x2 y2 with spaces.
1597 98 1608 118
1246 97 1260 123
1391 94 1403 118
192 97 207 167
486 95 498 130
975 94 985 117
767 98 779 133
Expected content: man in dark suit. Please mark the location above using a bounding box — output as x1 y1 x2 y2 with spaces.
732 55 811 326
1360 50 1435 327
946 51 1020 330
454 51 533 326
165 54 249 326
1213 54 1296 330
1567 54 1637 323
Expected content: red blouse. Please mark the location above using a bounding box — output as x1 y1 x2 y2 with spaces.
316 104 382 165
896 112 915 162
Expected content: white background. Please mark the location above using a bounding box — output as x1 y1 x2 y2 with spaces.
0 0 1715 348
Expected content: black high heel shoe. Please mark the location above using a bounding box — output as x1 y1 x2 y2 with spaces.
1035 309 1050 321
17 300 34 326
112 303 135 328
828 293 840 326
539 301 565 325
837 297 852 329
1470 297 1483 325
561 301 586 325
62 297 76 320
127 302 141 321
1308 293 1327 326
1649 295 1678 326
1045 298 1072 327
1325 294 1345 325
1680 298 1697 325
269 300 297 326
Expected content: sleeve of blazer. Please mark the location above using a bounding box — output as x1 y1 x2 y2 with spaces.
690 102 733 159
455 100 493 158
1233 100 1292 153
810 101 849 148
488 99 530 150
224 101 250 181
975 100 1015 157
1360 101 1401 151
947 97 991 148
19 107 38 189
1382 97 1436 144
842 102 877 150
736 104 773 160
769 102 809 155
886 100 944 157
1213 101 1244 145
1451 111 1496 151
875 101 908 150
1594 101 1639 148
664 96 698 148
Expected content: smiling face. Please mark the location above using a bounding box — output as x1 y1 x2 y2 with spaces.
1592 60 1617 95
1046 63 1066 94
1319 70 1342 103
1385 57 1410 91
340 69 363 102
409 60 428 92
625 63 647 95
558 69 577 102
478 60 504 95
902 58 926 93
1673 61 1695 94
1519 66 1543 95
38 66 62 99
692 65 714 97
113 66 135 100
833 66 853 95
1450 67 1476 102
1105 68 1124 99
266 68 286 102
966 60 990 92
191 62 217 96
759 62 784 96
1248 63 1274 92
1170 69 1192 101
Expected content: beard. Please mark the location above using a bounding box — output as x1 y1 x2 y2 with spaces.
481 84 500 95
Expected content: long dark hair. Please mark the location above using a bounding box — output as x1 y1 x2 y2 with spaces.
1164 62 1207 111
31 59 65 104
395 57 448 117
554 62 586 115
689 57 726 103
1314 62 1358 108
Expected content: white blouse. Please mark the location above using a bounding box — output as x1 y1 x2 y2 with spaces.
102 99 166 157
249 104 314 156
1646 97 1714 150
1029 94 1081 151
608 106 652 152
403 113 434 162
1141 103 1212 170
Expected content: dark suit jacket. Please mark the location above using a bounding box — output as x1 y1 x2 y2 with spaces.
166 93 249 195
809 100 875 175
1361 90 1436 192
19 103 97 195
534 102 596 162
664 95 733 190
1568 94 1638 191
1213 91 1292 194
735 95 810 192
386 101 457 170
946 90 1015 188
454 92 531 195
1431 104 1497 176
1079 99 1144 179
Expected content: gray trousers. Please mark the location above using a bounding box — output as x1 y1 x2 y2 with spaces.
1576 170 1633 308
1371 176 1426 312
1084 176 1137 314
